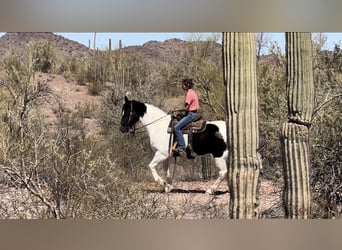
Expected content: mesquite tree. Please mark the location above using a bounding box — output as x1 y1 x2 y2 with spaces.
280 32 314 218
222 32 261 219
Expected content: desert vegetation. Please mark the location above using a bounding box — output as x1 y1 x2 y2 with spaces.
0 32 340 219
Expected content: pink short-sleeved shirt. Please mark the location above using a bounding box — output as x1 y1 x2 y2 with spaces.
185 89 199 111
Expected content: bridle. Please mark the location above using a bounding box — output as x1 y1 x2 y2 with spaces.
126 101 137 134
127 101 134 126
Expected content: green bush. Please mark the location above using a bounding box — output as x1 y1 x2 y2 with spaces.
311 103 342 218
257 54 286 181
87 81 103 96
29 40 59 73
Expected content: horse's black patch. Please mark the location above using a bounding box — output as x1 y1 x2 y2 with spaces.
192 124 227 157
120 96 146 133
132 100 147 118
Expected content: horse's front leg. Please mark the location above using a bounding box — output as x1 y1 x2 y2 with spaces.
149 151 173 192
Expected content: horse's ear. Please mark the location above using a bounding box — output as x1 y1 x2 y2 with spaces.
124 96 129 104
124 91 132 104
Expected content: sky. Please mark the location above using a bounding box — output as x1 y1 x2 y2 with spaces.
57 32 342 52
0 32 341 53
56 32 216 49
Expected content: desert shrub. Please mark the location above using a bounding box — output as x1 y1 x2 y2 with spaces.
162 37 225 121
47 115 160 218
1 40 60 75
74 102 98 119
185 38 225 120
87 81 103 96
311 100 342 218
97 87 154 182
0 46 166 219
0 46 50 139
0 101 162 219
0 49 84 218
310 44 342 218
257 53 286 181
69 49 160 99
57 56 82 81
28 40 60 73
80 51 109 84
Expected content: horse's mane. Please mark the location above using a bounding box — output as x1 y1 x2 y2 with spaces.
146 103 167 113
131 100 147 117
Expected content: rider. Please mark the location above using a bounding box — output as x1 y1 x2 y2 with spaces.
174 78 200 157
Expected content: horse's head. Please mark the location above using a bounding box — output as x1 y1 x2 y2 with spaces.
120 96 147 134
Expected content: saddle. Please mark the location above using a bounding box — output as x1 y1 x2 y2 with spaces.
167 113 206 134
167 111 206 159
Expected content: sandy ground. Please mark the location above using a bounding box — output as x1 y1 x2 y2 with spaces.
142 179 283 219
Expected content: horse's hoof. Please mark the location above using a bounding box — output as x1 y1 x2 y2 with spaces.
206 188 215 195
158 179 166 186
165 184 174 193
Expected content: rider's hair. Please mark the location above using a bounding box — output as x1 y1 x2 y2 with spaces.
182 78 194 88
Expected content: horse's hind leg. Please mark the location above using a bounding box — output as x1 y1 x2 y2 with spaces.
148 151 173 192
162 159 172 183
206 155 228 195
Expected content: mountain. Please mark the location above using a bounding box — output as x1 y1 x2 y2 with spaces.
0 32 90 59
121 38 222 66
0 32 222 67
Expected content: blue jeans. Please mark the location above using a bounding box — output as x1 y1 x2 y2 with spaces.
174 111 199 150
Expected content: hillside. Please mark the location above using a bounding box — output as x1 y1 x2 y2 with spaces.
0 32 222 67
121 38 222 66
0 32 90 59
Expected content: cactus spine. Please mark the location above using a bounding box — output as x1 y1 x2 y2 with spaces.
223 32 261 219
281 32 314 218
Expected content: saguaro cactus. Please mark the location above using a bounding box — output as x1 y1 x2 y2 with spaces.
222 32 261 219
280 32 314 218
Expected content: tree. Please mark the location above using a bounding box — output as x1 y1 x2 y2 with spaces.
255 32 270 60
222 32 261 219
280 32 314 218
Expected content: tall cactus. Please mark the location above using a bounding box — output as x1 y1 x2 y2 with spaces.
222 32 261 219
280 32 314 218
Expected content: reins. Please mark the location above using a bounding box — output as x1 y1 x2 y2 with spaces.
134 113 170 132
133 109 186 132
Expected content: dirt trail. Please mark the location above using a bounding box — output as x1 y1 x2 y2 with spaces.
144 180 283 219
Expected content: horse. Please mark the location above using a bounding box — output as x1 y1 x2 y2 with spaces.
119 96 228 194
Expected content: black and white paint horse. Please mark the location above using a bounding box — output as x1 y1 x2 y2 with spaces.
120 96 228 194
